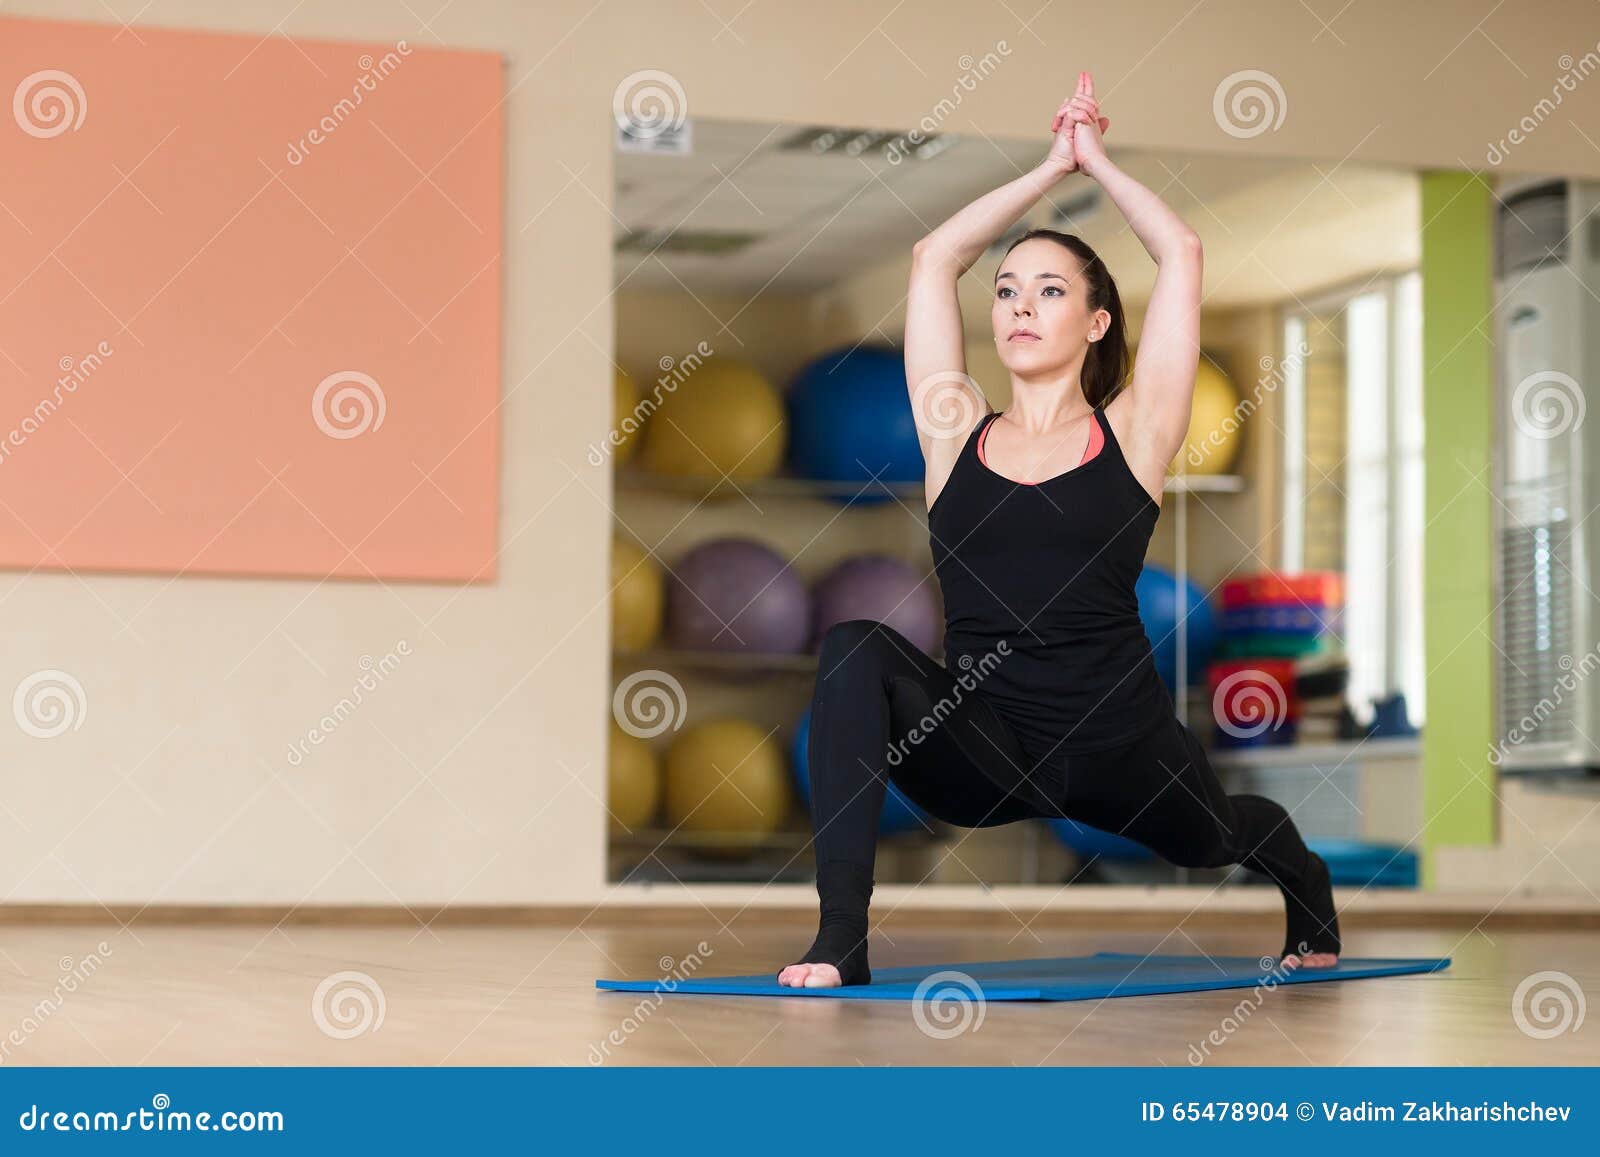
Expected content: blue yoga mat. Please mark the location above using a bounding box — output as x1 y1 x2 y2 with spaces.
596 951 1451 1001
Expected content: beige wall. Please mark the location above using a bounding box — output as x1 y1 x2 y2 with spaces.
5 0 1597 907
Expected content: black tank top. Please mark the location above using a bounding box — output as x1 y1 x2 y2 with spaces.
929 406 1174 758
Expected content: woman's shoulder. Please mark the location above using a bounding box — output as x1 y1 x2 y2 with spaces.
1101 389 1136 444
924 405 998 518
1101 389 1167 507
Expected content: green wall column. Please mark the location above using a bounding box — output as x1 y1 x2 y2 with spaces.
1419 170 1498 886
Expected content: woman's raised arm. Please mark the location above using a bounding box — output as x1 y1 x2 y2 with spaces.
1067 75 1204 471
906 99 1083 509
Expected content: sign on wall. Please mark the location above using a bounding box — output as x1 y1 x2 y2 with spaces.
0 16 502 581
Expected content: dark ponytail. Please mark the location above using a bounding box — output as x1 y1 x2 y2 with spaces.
1001 228 1129 408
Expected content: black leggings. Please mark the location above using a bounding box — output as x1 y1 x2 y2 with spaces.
804 620 1341 965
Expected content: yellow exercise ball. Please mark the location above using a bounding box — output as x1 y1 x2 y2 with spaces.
613 367 643 465
612 536 664 651
640 359 786 483
663 718 790 854
1169 355 1242 476
609 722 661 834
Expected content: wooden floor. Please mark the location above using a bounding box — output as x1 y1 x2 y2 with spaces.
2 916 1597 1065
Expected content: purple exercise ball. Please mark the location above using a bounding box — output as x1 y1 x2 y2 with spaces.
667 538 812 654
811 554 942 656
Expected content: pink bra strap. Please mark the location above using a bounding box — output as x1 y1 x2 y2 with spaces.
1081 409 1105 464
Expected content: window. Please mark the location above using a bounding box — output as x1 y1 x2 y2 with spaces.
1280 271 1425 726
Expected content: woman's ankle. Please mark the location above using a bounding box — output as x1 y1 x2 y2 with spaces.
789 922 872 986
1282 851 1341 957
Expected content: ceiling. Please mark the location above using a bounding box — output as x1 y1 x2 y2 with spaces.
613 117 1419 307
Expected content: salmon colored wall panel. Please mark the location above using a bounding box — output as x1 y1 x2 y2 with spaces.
0 16 501 581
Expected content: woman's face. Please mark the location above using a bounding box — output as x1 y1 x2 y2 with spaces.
992 237 1105 374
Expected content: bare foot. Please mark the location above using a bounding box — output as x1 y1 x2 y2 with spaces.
777 962 843 988
1281 952 1339 969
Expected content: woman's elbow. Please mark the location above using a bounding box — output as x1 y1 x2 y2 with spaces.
1156 231 1202 269
911 237 962 277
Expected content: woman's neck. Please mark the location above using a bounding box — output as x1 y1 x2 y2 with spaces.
1000 391 1094 434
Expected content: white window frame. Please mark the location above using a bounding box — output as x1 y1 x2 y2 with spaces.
1279 270 1424 726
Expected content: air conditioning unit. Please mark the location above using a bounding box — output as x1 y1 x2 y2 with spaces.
1492 175 1600 775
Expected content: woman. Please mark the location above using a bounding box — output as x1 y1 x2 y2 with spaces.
779 73 1340 989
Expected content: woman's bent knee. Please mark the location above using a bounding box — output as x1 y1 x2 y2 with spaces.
816 619 913 678
1160 828 1235 870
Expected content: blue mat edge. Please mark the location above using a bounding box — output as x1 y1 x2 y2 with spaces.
595 952 1453 1000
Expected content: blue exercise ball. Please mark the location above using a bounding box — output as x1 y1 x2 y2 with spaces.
787 346 924 503
1046 818 1154 861
1135 564 1217 692
791 708 928 836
